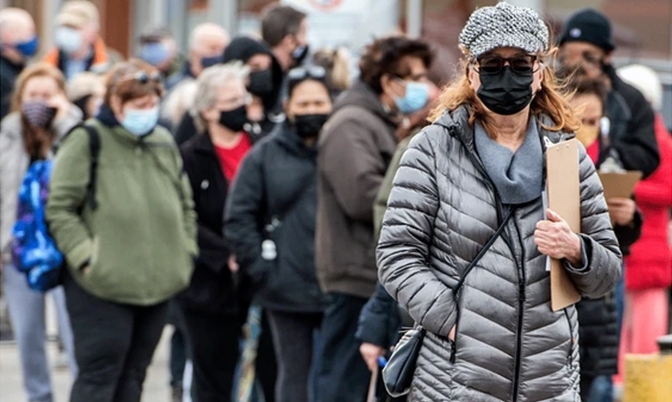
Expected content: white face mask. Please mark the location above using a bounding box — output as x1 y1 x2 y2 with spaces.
55 26 83 54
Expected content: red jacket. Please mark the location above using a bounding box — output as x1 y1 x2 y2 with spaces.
626 114 672 290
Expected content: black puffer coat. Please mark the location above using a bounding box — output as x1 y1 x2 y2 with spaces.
377 106 622 402
225 122 327 312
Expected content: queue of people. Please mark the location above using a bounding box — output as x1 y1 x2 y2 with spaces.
0 1 670 402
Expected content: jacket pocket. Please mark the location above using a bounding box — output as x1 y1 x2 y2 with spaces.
450 297 462 364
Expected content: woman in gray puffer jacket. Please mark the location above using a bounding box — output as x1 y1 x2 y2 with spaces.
376 4 622 402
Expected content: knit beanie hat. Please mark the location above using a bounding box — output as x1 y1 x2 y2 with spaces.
459 2 550 58
559 8 616 52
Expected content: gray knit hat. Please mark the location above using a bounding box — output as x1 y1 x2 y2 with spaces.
459 2 549 58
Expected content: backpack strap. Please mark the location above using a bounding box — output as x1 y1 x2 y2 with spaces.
452 208 514 297
81 125 101 211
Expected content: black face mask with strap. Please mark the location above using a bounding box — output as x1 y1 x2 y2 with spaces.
477 66 534 116
218 105 248 132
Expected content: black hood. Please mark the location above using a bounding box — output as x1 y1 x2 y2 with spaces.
332 80 398 129
222 36 284 113
223 36 271 64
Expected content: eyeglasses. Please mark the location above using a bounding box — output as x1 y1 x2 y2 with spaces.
287 66 327 81
475 54 538 74
119 71 163 84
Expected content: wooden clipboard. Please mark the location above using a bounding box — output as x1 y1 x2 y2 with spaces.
546 139 582 311
598 171 642 200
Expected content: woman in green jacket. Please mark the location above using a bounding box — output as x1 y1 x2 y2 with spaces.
46 59 197 402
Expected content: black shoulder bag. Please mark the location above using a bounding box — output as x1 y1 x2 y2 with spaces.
382 209 514 397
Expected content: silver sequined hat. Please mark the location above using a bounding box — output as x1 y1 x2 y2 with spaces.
459 2 550 58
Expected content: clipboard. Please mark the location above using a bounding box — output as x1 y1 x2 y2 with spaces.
598 171 642 200
545 139 582 311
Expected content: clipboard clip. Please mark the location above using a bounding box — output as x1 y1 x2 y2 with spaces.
543 137 555 149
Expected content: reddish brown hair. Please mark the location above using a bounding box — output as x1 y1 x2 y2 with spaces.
104 59 164 107
430 47 581 136
11 63 66 158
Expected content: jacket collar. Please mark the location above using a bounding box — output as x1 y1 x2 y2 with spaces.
435 105 572 152
192 130 216 154
333 80 399 129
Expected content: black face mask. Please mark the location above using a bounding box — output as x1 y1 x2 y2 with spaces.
477 66 534 116
293 113 329 139
218 105 248 132
248 69 274 96
292 44 310 66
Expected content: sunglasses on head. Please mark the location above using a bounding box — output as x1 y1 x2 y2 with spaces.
120 71 163 84
287 66 327 81
475 54 538 74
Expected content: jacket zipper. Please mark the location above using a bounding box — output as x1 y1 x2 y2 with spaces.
450 126 526 400
564 309 574 362
511 216 526 402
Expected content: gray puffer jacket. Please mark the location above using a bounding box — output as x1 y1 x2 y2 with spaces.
377 106 622 402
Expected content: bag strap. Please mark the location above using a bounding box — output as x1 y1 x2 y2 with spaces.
81 125 101 211
260 144 314 231
452 208 514 296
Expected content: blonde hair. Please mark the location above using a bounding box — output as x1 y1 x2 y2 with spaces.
430 48 580 136
66 72 105 102
312 47 351 93
163 80 198 127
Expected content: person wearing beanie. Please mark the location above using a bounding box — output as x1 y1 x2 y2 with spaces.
616 64 672 387
558 8 659 179
377 3 621 401
559 10 660 399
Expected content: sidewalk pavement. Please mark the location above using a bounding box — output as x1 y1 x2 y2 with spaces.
0 327 174 402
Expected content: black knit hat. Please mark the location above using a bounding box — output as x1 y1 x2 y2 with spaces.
559 8 615 52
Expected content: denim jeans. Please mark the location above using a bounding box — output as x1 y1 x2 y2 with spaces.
587 375 613 402
2 263 77 402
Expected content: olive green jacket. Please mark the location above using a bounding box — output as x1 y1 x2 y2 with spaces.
46 119 197 305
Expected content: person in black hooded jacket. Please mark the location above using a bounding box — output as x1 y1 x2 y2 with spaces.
558 11 656 400
225 66 332 402
174 36 284 145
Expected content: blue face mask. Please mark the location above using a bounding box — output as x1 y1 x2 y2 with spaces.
140 42 170 66
201 55 221 70
121 106 160 136
393 80 430 115
15 36 39 58
55 26 83 54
